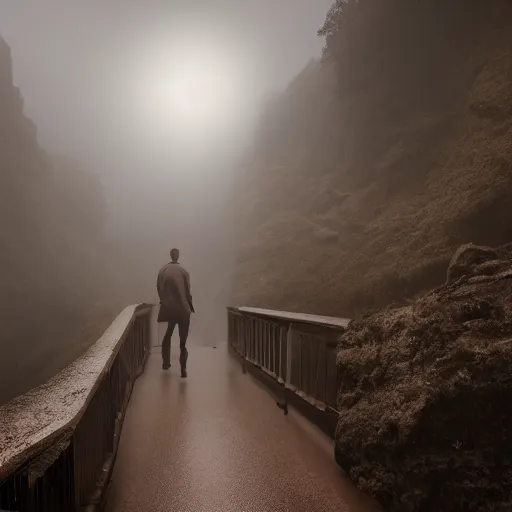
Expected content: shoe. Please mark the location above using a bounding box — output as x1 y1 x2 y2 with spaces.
181 367 187 378
162 362 171 370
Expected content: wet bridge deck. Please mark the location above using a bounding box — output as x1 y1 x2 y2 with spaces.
106 344 377 512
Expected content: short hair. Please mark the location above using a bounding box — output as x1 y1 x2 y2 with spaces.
170 248 180 262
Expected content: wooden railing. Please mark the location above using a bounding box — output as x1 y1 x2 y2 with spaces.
227 307 348 435
0 304 153 512
0 304 347 511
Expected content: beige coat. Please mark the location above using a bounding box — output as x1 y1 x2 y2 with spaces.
157 262 193 321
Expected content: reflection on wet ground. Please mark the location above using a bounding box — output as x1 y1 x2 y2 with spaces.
107 344 379 512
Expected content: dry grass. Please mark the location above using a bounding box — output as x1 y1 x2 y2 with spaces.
232 17 512 317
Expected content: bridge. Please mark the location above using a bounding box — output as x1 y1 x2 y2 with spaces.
0 305 379 512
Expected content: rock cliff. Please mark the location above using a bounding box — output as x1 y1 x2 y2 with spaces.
0 37 115 404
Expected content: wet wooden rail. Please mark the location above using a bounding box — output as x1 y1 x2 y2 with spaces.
1 305 349 511
227 307 349 436
0 304 153 511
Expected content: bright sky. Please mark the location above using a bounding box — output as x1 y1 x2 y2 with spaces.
0 0 336 337
0 0 333 167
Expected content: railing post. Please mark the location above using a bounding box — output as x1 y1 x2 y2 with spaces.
242 315 247 374
279 322 292 415
286 323 292 387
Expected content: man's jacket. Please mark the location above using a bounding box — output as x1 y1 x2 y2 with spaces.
157 262 194 322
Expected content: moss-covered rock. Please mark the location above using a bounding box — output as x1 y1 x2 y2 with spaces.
336 243 512 511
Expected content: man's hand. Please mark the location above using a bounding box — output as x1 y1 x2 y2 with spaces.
188 300 195 313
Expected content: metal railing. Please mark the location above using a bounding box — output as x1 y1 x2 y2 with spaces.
0 304 153 512
227 307 349 416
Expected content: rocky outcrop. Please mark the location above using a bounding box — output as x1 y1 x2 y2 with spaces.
0 37 113 404
335 243 512 511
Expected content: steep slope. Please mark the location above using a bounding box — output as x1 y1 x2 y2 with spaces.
231 1 512 317
0 38 117 404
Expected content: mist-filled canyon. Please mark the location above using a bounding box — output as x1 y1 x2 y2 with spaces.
0 0 332 405
0 35 237 403
2 0 512 405
3 1 512 510
233 0 512 318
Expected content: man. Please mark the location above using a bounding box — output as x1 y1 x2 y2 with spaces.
157 248 194 377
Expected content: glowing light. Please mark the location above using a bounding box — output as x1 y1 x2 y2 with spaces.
164 52 235 127
128 35 245 150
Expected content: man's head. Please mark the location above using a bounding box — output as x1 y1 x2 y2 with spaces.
170 248 180 263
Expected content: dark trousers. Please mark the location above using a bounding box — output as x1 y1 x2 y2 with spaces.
162 315 190 368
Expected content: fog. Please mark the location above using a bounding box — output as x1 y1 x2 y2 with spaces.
0 1 332 402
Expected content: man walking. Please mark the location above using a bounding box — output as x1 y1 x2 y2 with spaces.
157 248 194 377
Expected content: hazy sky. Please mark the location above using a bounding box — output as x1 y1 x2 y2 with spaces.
0 1 334 341
0 0 332 162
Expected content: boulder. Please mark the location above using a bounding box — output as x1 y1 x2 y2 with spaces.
336 243 512 511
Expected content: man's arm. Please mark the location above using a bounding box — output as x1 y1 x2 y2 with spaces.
183 270 194 312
